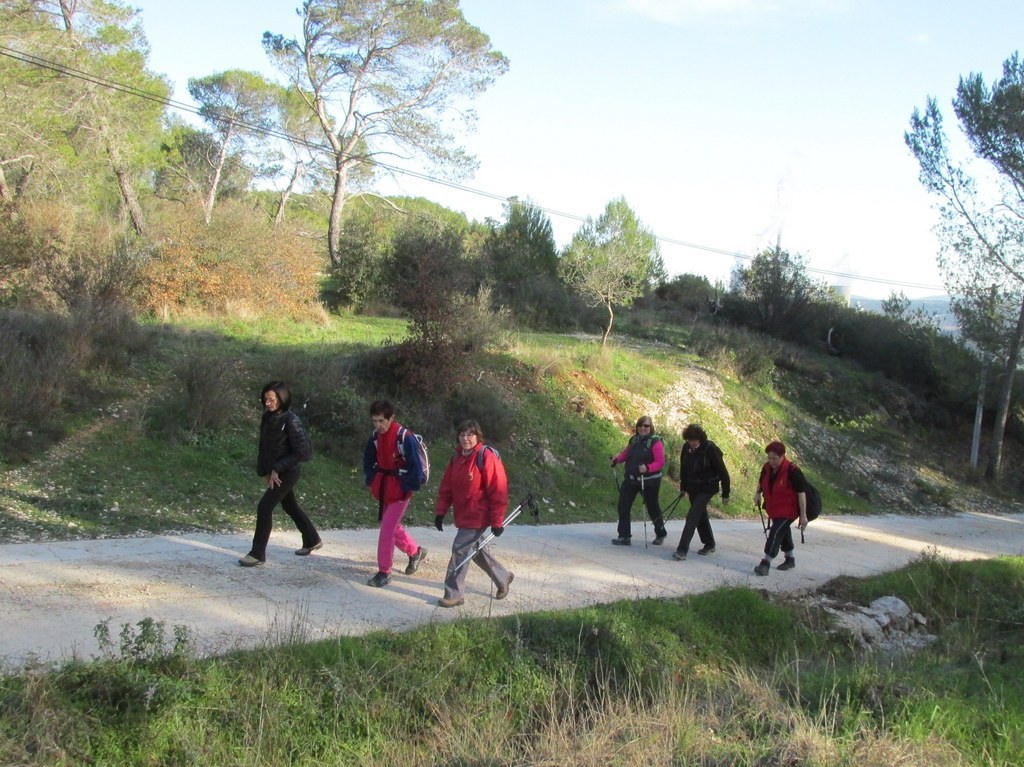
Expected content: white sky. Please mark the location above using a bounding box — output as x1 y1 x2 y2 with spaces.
127 0 1024 299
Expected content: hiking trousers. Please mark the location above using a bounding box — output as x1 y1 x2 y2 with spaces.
763 517 796 560
249 467 320 561
443 527 511 600
377 498 419 575
675 491 716 554
616 477 666 540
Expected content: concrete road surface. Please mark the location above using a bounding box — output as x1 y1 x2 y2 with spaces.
2 512 1022 667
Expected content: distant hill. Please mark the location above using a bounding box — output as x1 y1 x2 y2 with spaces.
852 294 958 332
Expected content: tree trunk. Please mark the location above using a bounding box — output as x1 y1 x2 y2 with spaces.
273 162 303 230
105 137 145 236
203 124 233 225
0 166 10 204
985 293 1024 478
971 356 988 468
601 301 614 346
58 0 76 32
327 155 348 267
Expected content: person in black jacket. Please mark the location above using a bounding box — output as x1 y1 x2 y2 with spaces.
672 424 730 561
239 381 322 567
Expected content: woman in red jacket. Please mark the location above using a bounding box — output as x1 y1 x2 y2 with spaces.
752 441 808 576
434 420 514 608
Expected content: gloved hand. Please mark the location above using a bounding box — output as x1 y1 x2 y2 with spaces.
491 525 504 537
609 456 617 467
434 515 445 532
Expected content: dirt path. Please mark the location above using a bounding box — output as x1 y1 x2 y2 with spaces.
3 512 1023 668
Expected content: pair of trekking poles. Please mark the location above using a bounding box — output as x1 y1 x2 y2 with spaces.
757 501 808 543
451 493 540 574
610 461 686 546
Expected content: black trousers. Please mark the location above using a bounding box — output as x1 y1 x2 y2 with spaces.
763 517 795 559
616 477 665 539
675 491 716 554
248 467 321 560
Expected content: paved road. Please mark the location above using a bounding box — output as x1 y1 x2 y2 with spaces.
2 512 1023 667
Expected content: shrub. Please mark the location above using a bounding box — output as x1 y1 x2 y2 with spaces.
445 381 517 444
147 342 238 438
144 201 323 319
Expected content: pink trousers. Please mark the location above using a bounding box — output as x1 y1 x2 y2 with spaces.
377 498 418 574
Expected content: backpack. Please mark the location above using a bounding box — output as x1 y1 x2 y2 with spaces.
475 444 500 471
804 479 822 522
396 426 429 486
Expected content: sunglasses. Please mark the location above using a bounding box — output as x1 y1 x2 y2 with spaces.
638 423 652 428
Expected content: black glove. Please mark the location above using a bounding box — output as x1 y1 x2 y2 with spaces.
434 515 444 532
609 456 617 467
491 525 504 537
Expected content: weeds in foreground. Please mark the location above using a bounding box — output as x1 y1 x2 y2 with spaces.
1 556 1021 766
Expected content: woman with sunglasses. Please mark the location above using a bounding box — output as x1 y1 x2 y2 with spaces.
609 416 668 546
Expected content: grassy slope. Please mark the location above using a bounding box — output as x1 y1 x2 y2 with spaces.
2 313 888 540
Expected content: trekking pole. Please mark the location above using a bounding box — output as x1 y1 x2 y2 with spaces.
661 491 685 524
452 494 535 574
757 501 768 539
610 459 620 493
640 473 648 547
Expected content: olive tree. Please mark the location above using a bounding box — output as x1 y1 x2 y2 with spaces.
561 197 660 346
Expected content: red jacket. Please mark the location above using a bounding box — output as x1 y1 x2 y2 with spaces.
434 444 508 529
367 421 412 504
759 458 804 521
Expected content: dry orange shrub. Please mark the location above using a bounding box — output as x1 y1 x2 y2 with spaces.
144 201 324 319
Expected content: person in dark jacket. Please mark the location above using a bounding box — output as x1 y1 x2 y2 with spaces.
672 424 730 561
239 381 321 567
363 400 427 588
434 420 513 608
610 415 668 546
753 440 807 576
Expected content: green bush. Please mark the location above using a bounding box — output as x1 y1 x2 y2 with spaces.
445 380 517 443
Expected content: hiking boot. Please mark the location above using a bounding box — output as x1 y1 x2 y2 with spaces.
611 537 631 546
405 546 427 575
295 541 323 556
652 532 667 546
367 571 392 587
777 557 796 571
437 596 464 608
753 560 771 576
495 572 515 600
697 545 716 556
238 554 264 567
672 550 687 561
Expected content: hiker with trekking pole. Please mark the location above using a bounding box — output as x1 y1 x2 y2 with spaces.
672 424 730 561
609 415 669 547
752 440 807 576
433 420 515 608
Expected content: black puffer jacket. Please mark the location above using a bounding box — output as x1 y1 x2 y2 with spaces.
256 410 312 476
679 440 730 499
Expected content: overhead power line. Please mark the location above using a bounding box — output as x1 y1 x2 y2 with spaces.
0 44 946 293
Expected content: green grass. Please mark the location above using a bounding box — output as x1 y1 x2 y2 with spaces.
1 555 1020 765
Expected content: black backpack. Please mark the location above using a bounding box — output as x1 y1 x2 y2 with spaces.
804 479 822 521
